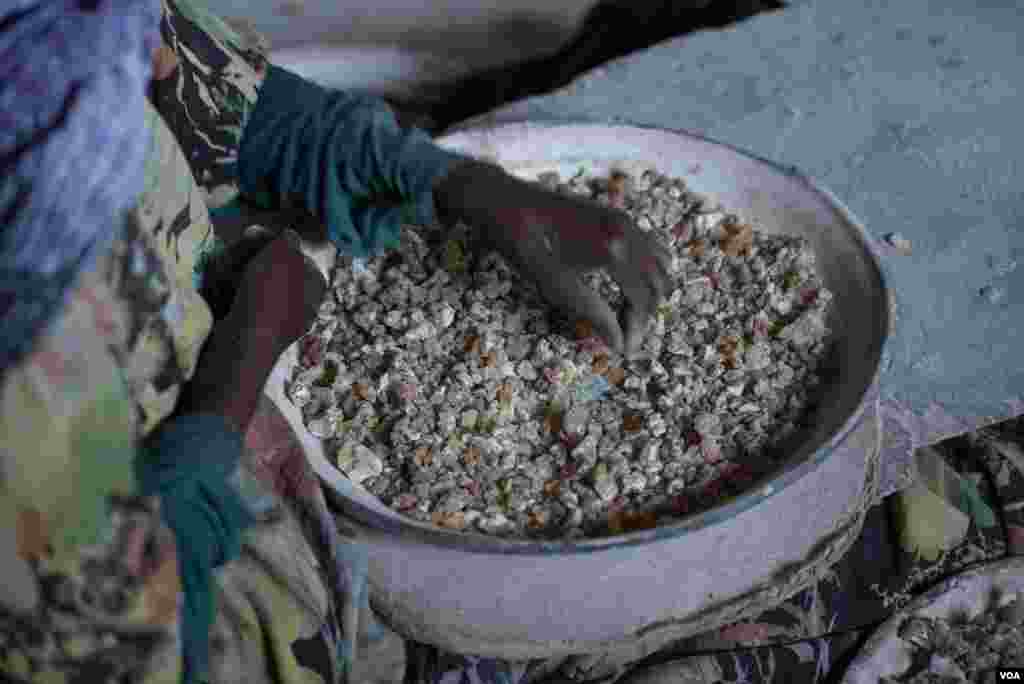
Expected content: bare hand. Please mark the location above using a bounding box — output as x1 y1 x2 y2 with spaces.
434 161 673 356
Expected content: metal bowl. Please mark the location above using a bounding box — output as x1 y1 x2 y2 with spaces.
267 121 892 657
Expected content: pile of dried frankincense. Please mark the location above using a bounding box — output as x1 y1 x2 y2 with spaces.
286 165 833 538
888 589 1024 683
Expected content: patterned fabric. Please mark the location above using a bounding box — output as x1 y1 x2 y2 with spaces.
149 0 280 315
152 0 268 212
0 122 198 684
0 1 348 682
972 419 1024 555
0 0 159 376
403 651 531 684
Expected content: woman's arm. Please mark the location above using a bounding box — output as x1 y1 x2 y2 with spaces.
175 231 325 434
138 231 326 683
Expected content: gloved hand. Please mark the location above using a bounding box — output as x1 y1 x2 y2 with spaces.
434 159 673 357
238 65 466 259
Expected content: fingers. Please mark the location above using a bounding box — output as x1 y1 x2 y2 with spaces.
618 300 649 360
608 229 674 357
512 206 671 356
510 245 625 353
476 181 674 355
649 234 675 284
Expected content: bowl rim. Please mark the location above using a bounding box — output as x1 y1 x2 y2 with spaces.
313 120 893 555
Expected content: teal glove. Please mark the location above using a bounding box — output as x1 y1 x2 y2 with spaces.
238 65 467 258
136 413 254 684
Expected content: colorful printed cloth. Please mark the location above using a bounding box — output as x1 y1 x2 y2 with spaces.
0 1 353 682
0 0 160 376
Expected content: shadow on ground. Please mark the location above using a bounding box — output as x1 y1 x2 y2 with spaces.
384 0 788 135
